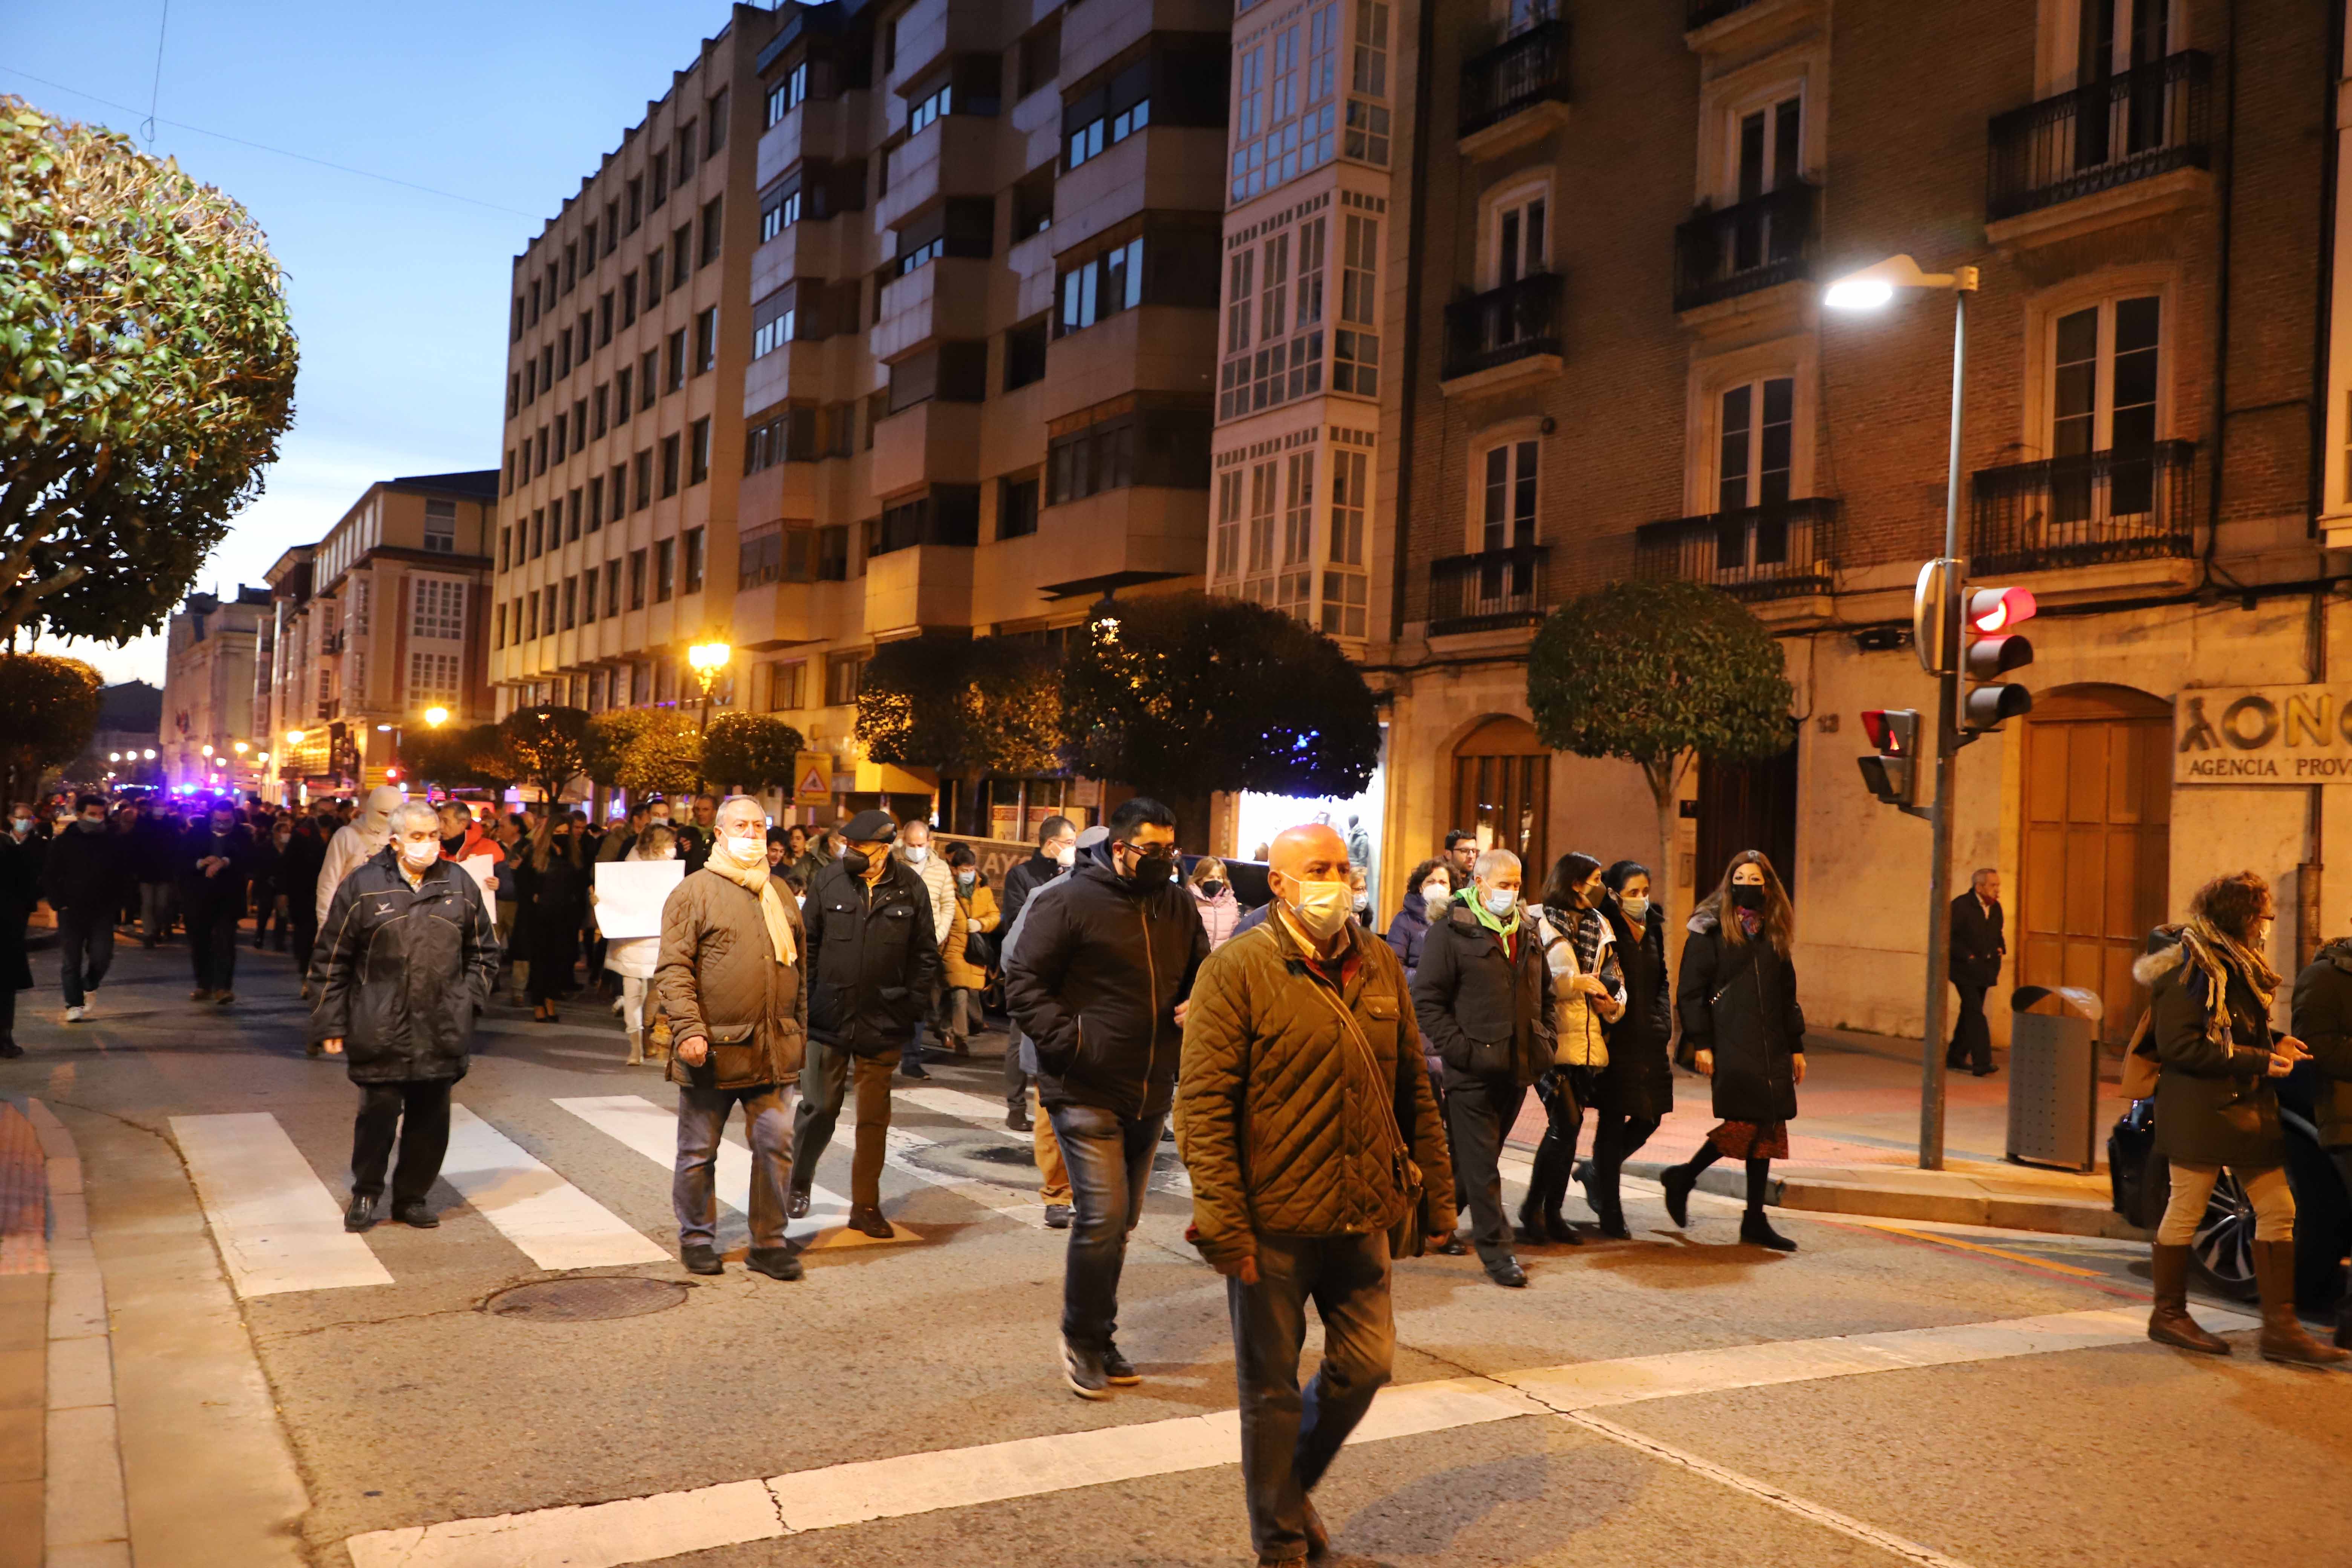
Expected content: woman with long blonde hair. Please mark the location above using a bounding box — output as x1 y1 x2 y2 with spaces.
1658 850 1807 1251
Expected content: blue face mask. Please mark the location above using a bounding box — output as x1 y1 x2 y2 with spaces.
1482 887 1517 917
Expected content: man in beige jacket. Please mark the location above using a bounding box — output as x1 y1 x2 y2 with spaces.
656 796 808 1280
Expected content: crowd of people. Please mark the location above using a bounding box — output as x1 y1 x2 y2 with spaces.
10 782 2352 1563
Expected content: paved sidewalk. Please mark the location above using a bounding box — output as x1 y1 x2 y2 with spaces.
1507 1026 2143 1240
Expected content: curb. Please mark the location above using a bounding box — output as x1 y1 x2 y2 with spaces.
1619 1158 2153 1243
26 1097 132 1568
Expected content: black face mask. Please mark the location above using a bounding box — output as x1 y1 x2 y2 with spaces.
1729 884 1766 911
1198 879 1225 899
840 848 872 877
1125 847 1175 887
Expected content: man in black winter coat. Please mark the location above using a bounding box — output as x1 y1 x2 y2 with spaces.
1946 868 2006 1076
181 804 256 1005
313 800 502 1232
999 813 1076 932
41 795 127 1022
1410 847 1554 1288
1004 796 1208 1400
786 808 943 1237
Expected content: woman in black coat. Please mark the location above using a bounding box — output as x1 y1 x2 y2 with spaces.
0 804 41 1058
1657 850 1805 1251
1574 858 1672 1239
2143 871 2343 1366
520 816 590 1021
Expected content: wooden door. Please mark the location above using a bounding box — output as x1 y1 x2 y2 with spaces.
1452 715 1549 879
1698 744 1799 898
2018 686 2172 1046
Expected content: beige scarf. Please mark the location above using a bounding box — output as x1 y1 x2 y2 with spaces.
705 836 797 969
2177 916 2277 1045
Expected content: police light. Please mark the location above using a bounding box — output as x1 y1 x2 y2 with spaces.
1961 585 2037 732
1857 707 1922 808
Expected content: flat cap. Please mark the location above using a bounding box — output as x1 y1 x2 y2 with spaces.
841 808 900 843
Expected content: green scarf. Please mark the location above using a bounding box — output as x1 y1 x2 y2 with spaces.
1459 885 1520 940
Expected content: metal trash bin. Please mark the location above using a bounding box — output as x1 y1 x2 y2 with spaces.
2006 985 2103 1172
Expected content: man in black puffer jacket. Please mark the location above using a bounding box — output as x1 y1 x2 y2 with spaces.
1004 796 1208 1400
787 809 943 1237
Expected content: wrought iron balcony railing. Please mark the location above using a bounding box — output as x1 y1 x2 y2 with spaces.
1459 18 1569 138
1634 498 1840 601
1969 441 2198 574
1986 51 2212 221
1672 181 1818 313
1429 544 1550 635
1442 271 1564 381
1686 0 1763 30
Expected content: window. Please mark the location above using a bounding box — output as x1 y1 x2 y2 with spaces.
1218 215 1327 418
767 65 806 126
755 287 798 358
603 559 622 619
1065 56 1148 170
494 602 506 649
746 404 818 472
2051 294 2162 516
591 383 608 440
652 149 670 209
1482 439 1539 552
683 526 705 591
1494 190 1547 287
674 224 693 286
1047 404 1212 503
597 291 614 346
1059 239 1141 334
609 462 627 516
1231 3 1340 204
409 651 462 712
769 660 806 712
889 198 994 280
1004 316 1049 390
629 548 648 609
1343 0 1389 165
627 175 643 232
694 306 718 374
531 508 545 557
1717 377 1795 511
1732 92 1802 201
872 486 982 555
565 488 582 542
1240 457 1278 599
654 537 676 600
423 498 457 553
646 248 664 306
665 329 687 392
1322 446 1368 637
506 372 520 416
499 524 513 571
639 349 658 407
1212 467 1243 582
580 566 598 625
412 577 466 640
1273 450 1316 619
587 475 605 532
561 577 577 631
700 197 724 266
526 592 540 641
1334 214 1378 395
762 184 799 242
1011 166 1054 239
616 365 634 417
677 120 697 180
660 433 682 498
689 418 712 485
888 343 989 411
908 77 952 136
998 473 1041 538
825 650 866 706
633 449 652 510
706 90 728 154
740 524 782 587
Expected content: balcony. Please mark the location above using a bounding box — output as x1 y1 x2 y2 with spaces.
1672 182 1818 316
1458 19 1569 158
1428 545 1550 637
1969 441 2197 577
1441 272 1564 395
1634 499 1839 602
1986 53 2212 240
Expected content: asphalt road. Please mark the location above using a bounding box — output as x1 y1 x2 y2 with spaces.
7 934 2348 1568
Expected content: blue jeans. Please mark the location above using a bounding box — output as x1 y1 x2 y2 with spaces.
1229 1231 1394 1560
674 1083 794 1252
1046 1101 1164 1351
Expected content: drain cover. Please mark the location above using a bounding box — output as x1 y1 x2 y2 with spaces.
484 1276 688 1323
968 1143 1036 1167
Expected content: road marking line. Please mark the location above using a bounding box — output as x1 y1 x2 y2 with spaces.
170 1113 393 1297
881 1128 1050 1229
1867 1223 2107 1278
896 1084 1030 1132
343 1302 2255 1568
439 1105 668 1271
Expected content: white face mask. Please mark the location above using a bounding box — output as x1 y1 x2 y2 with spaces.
1286 878 1353 940
726 834 764 862
1482 886 1518 917
1619 893 1650 921
1421 884 1451 917
399 838 439 870
902 844 928 865
648 814 671 829
1052 843 1076 868
10 818 31 835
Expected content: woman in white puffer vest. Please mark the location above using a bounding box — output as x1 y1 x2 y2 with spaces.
1517 851 1625 1243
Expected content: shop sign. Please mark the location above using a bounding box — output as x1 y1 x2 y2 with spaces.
2175 683 2352 784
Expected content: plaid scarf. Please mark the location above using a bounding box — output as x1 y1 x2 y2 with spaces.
2176 916 2277 1044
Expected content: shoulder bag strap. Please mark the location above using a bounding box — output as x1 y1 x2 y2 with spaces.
1303 971 1410 1165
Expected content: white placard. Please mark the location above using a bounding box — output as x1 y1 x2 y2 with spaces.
594 860 686 940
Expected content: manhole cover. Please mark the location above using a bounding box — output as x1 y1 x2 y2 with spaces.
483 1276 688 1323
969 1143 1035 1167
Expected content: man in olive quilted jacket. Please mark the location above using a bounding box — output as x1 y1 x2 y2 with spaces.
1176 822 1453 1568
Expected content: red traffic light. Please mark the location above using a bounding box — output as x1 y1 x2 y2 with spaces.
1860 708 1917 754
1966 586 2037 634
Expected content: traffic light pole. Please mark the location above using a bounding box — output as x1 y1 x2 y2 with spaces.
1918 285 1968 1172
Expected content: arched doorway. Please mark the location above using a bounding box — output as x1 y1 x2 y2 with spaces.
2017 683 2172 1046
1452 715 1549 878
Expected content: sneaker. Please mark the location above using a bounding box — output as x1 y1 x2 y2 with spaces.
1102 1341 1141 1386
64 1006 86 1023
392 1201 440 1229
747 1246 804 1282
900 1060 931 1080
1060 1335 1112 1401
681 1243 724 1276
344 1194 377 1233
846 1204 894 1240
1043 1203 1073 1230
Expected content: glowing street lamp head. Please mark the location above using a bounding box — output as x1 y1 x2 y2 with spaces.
1823 278 1895 311
285 730 305 746
688 641 731 675
200 743 215 757
1823 253 1977 311
423 706 450 728
142 749 155 760
232 740 249 754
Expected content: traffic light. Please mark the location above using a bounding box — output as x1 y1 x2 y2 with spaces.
1960 585 2036 731
1857 708 1922 808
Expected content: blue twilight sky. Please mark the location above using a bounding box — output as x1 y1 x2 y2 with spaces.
1 1 763 685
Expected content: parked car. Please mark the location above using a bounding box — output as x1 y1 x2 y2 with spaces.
2109 1062 2352 1307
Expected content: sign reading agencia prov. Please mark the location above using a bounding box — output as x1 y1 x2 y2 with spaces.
2175 683 2352 783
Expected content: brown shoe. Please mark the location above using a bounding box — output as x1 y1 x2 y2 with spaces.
845 1204 894 1240
2146 1243 2230 1355
2253 1240 2352 1369
190 988 213 1002
214 991 234 1006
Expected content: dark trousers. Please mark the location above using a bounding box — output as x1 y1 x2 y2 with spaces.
1445 1078 1527 1266
1946 982 1991 1072
253 893 288 948
186 906 239 993
351 1079 454 1206
674 1083 793 1252
1588 1108 1661 1224
1047 1101 1164 1353
55 911 112 1006
1 985 17 1044
1002 1041 1029 1111
1522 1069 1583 1224
291 901 319 983
1229 1231 1394 1562
789 1036 902 1209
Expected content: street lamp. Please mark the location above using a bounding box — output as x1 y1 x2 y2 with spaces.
687 641 732 732
1825 251 1979 1171
423 706 450 728
142 749 155 760
285 729 305 746
201 743 215 757
232 740 249 755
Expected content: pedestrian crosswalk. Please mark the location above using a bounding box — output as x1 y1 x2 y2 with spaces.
173 1081 1074 1298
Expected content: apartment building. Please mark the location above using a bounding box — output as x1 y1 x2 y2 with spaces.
264 472 499 801
1214 0 2342 1050
490 6 772 729
159 586 274 792
729 0 1232 826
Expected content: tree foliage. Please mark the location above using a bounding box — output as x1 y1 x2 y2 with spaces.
701 711 804 792
1058 592 1380 839
585 707 703 799
0 98 299 647
0 653 101 801
401 722 509 792
498 704 594 802
857 632 1062 777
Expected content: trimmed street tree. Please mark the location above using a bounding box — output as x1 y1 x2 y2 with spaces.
0 98 298 647
1525 577 1794 931
401 723 509 793
701 711 804 793
856 632 1062 778
499 704 594 804
1058 591 1380 848
585 708 702 801
0 652 101 801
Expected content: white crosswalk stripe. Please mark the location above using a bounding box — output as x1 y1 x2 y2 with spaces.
438 1105 669 1271
172 1112 394 1298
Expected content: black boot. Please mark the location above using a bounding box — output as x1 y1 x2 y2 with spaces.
1586 1162 1631 1240
1660 1163 1697 1228
1740 1209 1796 1251
1517 1137 1565 1243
